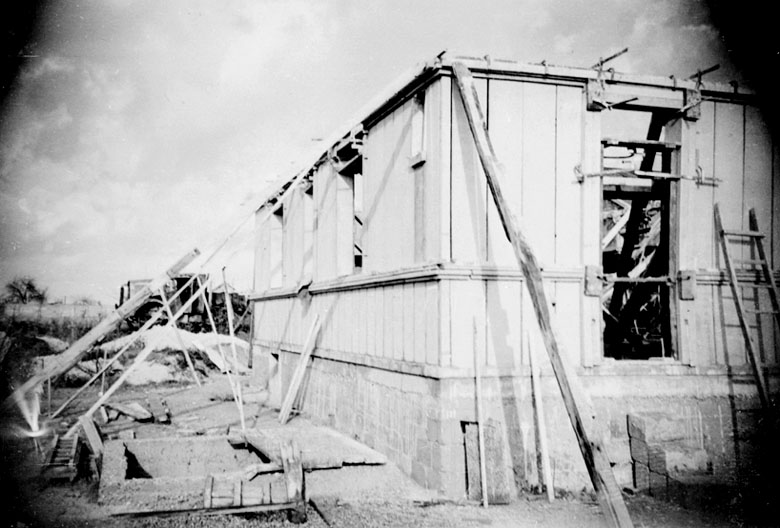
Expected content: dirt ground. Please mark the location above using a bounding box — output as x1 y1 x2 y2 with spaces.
1 370 773 528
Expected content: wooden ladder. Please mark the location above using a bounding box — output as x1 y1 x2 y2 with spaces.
714 203 779 410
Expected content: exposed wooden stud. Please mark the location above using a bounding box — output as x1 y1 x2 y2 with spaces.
452 61 633 528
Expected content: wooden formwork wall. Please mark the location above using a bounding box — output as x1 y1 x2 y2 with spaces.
252 73 780 372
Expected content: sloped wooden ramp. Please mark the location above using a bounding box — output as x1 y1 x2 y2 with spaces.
229 419 387 470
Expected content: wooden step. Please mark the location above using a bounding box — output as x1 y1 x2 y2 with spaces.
601 138 681 150
722 230 764 238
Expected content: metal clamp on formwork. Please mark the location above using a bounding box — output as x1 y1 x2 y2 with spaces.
587 47 629 111
677 64 720 121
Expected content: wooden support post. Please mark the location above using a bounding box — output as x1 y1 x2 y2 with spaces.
221 268 240 369
281 440 306 523
279 314 322 424
528 332 554 502
473 320 489 508
197 275 246 431
451 62 632 528
5 249 200 409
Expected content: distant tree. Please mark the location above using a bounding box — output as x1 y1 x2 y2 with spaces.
4 276 47 304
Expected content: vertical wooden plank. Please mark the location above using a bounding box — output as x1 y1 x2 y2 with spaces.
554 85 584 267
375 286 385 358
362 288 370 356
712 103 746 365
450 281 486 368
413 282 427 363
695 283 718 365
392 285 404 361
362 102 416 272
423 77 449 263
486 79 524 265
436 76 453 262
521 83 557 265
666 116 697 365
345 291 354 353
690 102 717 269
713 103 746 264
403 284 415 362
773 138 780 268
743 105 776 361
367 287 377 357
451 77 488 263
486 280 522 368
581 105 602 366
554 281 581 365
440 280 452 366
425 281 439 365
315 164 338 281
362 116 387 274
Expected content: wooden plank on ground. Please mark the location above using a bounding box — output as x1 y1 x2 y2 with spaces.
279 314 322 424
79 415 103 457
104 401 153 422
452 61 633 528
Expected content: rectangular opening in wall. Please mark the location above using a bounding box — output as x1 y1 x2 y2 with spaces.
600 108 679 360
333 130 365 274
460 420 511 503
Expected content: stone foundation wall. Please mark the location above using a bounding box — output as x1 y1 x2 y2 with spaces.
275 349 770 500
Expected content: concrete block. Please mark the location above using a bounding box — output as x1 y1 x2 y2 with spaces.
607 438 631 465
411 460 428 486
647 441 709 476
426 417 441 443
633 462 649 490
628 412 687 443
648 470 668 499
611 462 633 488
630 437 648 466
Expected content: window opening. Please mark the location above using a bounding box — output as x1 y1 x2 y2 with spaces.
600 110 679 360
332 129 365 272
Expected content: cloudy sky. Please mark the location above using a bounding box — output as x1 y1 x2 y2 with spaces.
0 0 755 304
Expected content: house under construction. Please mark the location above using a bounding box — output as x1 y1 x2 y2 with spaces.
250 53 779 500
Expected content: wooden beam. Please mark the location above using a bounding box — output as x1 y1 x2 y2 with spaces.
528 333 554 502
5 249 200 409
451 61 633 528
78 415 103 458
